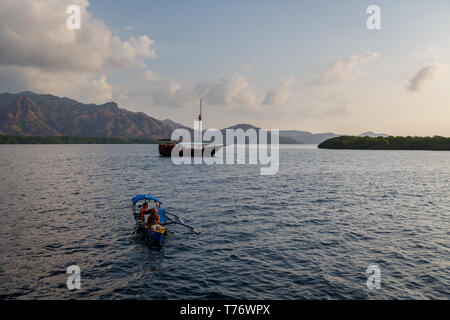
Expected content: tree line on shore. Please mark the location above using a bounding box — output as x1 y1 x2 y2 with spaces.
318 136 450 151
2 134 450 150
0 135 158 144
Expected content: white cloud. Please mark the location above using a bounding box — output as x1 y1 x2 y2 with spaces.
0 65 113 104
89 75 113 102
0 0 156 103
205 73 257 107
406 64 446 92
108 35 156 69
152 81 198 108
0 0 156 72
312 51 379 85
149 73 259 110
262 76 296 106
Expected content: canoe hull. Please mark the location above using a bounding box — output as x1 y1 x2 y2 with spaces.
146 229 164 246
132 208 166 247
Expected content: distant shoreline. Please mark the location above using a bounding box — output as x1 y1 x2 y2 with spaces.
0 135 159 144
0 135 306 145
318 136 450 151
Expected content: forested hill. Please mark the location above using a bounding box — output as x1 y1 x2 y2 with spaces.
318 136 450 151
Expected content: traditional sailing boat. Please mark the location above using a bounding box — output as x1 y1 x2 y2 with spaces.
158 98 224 157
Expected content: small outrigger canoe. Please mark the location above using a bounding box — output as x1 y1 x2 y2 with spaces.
132 194 200 247
131 194 167 246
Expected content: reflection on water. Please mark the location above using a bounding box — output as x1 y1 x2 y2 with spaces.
0 145 449 299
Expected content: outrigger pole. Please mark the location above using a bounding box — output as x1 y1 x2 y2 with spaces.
166 211 200 235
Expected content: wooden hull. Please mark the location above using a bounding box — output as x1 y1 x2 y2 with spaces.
158 143 217 157
158 143 175 157
146 229 164 246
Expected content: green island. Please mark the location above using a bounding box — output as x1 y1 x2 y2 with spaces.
318 136 450 151
0 135 158 144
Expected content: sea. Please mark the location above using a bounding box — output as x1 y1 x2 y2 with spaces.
0 144 448 299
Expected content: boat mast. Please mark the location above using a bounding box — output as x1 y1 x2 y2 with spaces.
196 98 202 143
198 97 202 122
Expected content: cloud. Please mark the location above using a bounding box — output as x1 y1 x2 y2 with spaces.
0 1 259 111
0 65 113 104
324 105 351 117
0 0 156 103
108 35 156 69
262 76 296 106
204 73 257 107
142 70 158 81
89 75 113 102
406 64 446 92
0 0 156 72
151 74 258 109
312 51 379 85
152 81 198 108
149 73 260 110
410 45 437 60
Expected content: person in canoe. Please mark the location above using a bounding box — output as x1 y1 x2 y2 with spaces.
147 206 161 231
139 202 151 223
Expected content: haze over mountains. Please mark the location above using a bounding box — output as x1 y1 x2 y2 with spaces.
358 131 389 138
0 92 387 143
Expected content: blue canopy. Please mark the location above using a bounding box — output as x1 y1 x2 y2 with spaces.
132 194 163 205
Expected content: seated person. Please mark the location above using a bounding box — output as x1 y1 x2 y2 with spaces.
147 207 161 231
139 202 151 223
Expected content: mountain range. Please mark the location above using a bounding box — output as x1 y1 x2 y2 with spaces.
0 92 177 139
0 91 388 144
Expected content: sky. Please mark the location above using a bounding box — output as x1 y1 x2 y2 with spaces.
1 0 449 136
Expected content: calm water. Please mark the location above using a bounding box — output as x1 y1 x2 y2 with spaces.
0 144 449 299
